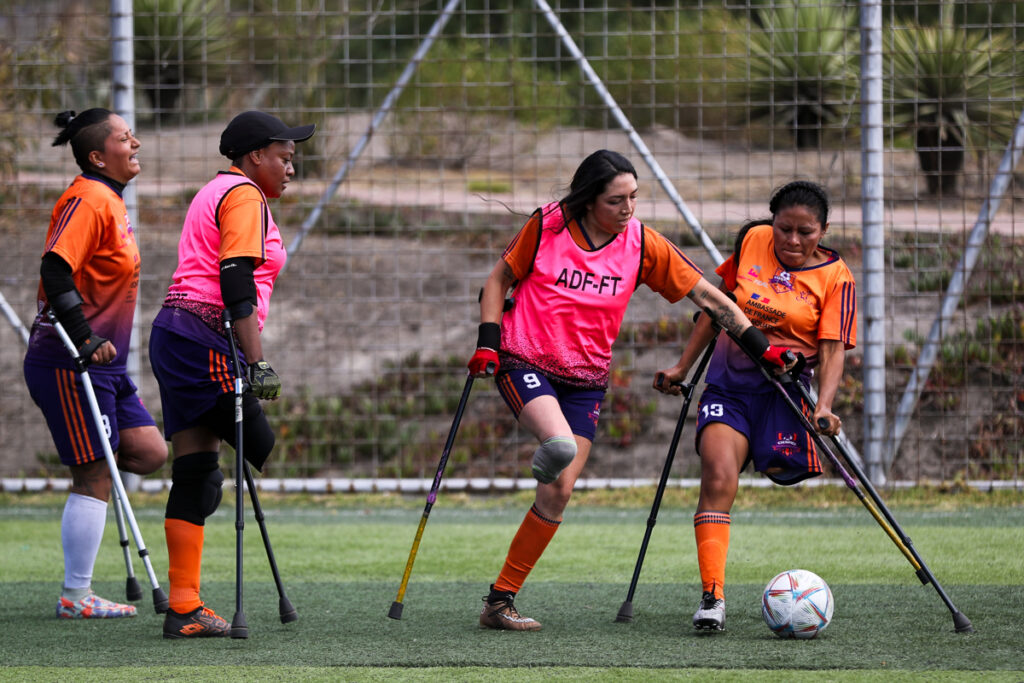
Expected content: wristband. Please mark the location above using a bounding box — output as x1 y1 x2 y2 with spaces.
739 326 770 357
477 322 501 350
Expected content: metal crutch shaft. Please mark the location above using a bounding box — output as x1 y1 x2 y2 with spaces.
47 312 168 613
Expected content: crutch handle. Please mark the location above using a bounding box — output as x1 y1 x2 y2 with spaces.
817 418 830 431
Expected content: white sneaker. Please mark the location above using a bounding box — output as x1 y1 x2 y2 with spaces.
693 591 725 631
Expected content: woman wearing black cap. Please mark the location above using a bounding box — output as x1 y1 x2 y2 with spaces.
149 110 314 638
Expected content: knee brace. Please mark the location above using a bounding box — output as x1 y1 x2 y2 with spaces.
531 436 577 484
165 451 224 526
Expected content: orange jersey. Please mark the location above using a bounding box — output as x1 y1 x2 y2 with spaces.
503 208 703 303
27 174 141 371
707 223 856 389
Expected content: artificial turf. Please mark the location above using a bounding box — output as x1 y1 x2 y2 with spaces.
0 494 1021 680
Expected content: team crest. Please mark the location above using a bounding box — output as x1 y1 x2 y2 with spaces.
772 432 799 457
769 268 795 294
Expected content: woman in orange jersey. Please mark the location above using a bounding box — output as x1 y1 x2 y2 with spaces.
468 150 792 630
23 109 167 619
654 180 857 632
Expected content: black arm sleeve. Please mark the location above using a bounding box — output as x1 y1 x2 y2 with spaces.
40 252 92 346
220 256 258 319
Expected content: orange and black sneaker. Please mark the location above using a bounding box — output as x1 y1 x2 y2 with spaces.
162 605 230 639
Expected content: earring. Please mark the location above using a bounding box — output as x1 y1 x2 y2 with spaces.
97 162 104 167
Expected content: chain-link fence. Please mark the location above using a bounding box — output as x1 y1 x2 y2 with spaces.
1 0 1021 488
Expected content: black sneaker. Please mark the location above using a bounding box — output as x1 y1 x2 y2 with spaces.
163 605 230 639
693 591 725 631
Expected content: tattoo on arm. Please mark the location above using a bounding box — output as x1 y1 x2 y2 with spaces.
714 305 743 337
694 287 744 337
501 263 515 289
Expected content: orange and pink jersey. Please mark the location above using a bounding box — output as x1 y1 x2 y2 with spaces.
707 223 857 390
500 202 704 388
26 174 141 373
163 168 285 331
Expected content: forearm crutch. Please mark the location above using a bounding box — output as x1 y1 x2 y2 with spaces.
786 366 973 634
714 313 973 634
616 323 720 623
111 486 143 602
242 462 297 623
222 311 298 638
388 366 491 620
47 311 169 614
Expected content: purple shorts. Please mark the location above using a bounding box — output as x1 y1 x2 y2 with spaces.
23 361 156 467
149 323 238 439
495 368 604 442
695 383 821 485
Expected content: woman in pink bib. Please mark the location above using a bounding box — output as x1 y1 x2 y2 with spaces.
469 149 791 630
148 111 314 639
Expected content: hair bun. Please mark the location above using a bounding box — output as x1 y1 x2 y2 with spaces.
54 110 77 128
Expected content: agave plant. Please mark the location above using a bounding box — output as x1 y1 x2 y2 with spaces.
889 25 1023 195
745 0 858 148
133 0 230 121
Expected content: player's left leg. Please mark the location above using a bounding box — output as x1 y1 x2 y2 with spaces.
481 381 600 631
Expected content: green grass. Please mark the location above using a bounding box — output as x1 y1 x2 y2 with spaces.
1 493 1022 681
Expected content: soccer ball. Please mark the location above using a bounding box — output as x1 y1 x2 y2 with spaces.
761 569 834 639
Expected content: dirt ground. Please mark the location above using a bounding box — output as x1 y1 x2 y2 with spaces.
2 117 1020 482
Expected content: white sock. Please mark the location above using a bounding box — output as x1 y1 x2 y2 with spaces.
61 492 107 596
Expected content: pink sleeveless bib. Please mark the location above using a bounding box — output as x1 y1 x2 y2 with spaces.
166 173 285 331
501 202 643 387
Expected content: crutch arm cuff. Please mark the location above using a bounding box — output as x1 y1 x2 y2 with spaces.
738 326 770 356
48 289 94 348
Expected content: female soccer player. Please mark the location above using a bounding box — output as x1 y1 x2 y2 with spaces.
24 109 168 619
149 111 314 638
654 180 857 632
469 149 791 630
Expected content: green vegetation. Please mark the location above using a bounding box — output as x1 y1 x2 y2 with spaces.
132 0 230 121
889 25 1024 195
745 0 858 148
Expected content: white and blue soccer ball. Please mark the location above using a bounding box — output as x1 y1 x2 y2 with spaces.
761 569 834 639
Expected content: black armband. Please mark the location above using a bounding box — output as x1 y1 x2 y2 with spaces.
477 322 501 350
739 326 770 357
41 254 93 346
220 257 257 320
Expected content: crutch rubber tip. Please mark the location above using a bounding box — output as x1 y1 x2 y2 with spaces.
153 588 169 614
279 597 298 624
952 612 974 633
615 601 634 623
231 613 249 639
126 577 143 602
387 601 404 620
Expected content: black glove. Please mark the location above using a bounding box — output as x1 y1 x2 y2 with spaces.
77 335 109 367
247 360 281 399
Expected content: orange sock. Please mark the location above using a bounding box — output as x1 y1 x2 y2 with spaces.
165 518 204 614
493 504 561 594
694 511 731 600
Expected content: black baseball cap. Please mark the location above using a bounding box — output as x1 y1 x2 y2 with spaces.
219 111 316 160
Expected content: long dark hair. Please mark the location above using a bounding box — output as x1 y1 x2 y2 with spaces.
556 149 637 229
734 180 830 255
51 109 114 173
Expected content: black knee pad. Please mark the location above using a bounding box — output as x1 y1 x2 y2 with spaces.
165 451 224 525
202 393 276 472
